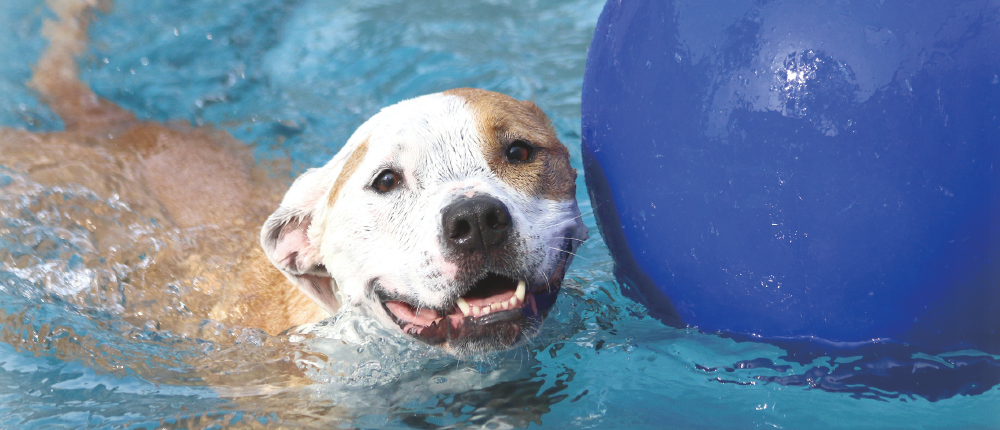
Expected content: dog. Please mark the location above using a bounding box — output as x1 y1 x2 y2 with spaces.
1 0 587 357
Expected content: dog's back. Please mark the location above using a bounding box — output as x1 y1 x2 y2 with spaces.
0 0 327 337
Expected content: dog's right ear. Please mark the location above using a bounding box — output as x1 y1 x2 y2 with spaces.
260 168 340 314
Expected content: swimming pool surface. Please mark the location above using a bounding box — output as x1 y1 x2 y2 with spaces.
1 0 998 428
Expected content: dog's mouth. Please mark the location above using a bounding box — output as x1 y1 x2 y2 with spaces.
375 271 564 355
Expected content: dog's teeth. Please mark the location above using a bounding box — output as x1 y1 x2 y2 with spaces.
509 296 518 308
481 305 492 316
501 301 509 310
491 302 502 312
456 298 471 316
515 280 526 301
472 306 481 317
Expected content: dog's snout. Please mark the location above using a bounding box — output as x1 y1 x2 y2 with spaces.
442 195 512 253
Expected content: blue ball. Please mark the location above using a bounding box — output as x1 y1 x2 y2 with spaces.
582 0 999 353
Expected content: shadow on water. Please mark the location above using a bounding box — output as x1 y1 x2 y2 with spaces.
387 369 571 429
700 335 1000 402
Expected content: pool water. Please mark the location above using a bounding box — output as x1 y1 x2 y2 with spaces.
1 0 998 428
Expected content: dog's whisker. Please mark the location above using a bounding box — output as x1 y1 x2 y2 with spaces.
535 267 552 295
554 236 587 242
539 202 603 230
541 213 586 229
532 269 545 294
541 213 588 230
548 246 591 262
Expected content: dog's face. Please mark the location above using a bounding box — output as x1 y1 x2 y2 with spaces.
261 89 587 355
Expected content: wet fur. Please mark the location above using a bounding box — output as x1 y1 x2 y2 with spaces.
1 0 325 337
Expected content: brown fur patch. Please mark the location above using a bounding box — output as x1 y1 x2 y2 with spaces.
443 88 577 201
211 247 330 336
1 0 315 341
327 137 370 207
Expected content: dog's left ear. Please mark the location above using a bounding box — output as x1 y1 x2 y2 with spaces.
260 168 339 314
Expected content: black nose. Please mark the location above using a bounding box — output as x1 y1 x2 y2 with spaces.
442 195 513 253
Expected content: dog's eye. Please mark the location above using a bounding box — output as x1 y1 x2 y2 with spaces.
373 170 401 193
505 140 536 163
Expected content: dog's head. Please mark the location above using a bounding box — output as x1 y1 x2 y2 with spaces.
260 89 587 356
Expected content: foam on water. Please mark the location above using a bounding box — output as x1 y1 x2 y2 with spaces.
1 0 998 428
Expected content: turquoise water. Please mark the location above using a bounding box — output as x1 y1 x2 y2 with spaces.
1 0 998 428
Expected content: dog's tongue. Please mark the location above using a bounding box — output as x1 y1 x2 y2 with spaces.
384 301 442 326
